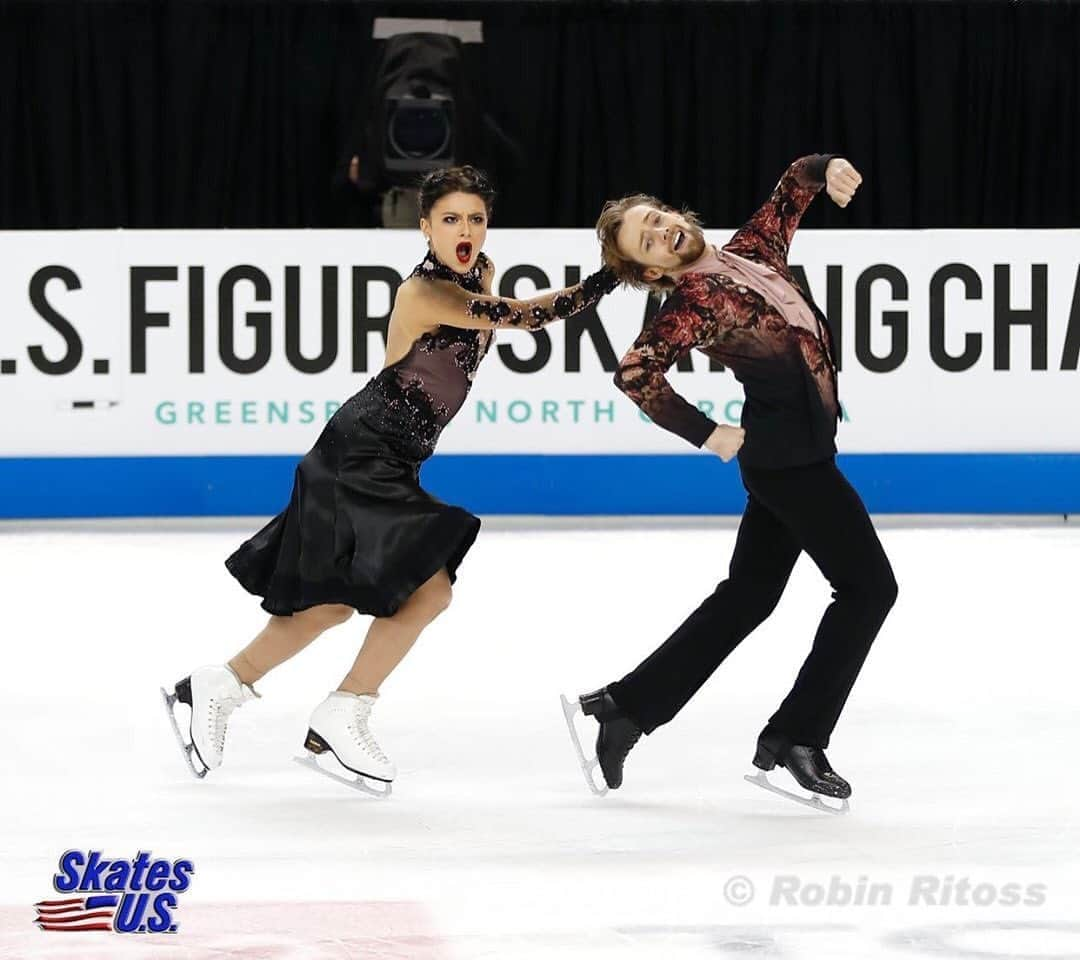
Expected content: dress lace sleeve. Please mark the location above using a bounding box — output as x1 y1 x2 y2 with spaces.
415 267 619 331
723 154 836 272
613 277 726 448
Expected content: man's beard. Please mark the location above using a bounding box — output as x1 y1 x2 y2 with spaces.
675 223 707 265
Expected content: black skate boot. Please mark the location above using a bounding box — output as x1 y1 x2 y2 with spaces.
580 687 642 790
753 732 852 799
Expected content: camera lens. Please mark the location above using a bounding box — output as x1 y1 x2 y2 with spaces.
390 104 450 159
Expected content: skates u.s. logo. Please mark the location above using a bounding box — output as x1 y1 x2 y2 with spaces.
34 850 194 934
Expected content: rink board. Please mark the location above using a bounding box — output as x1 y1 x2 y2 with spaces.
1 452 1078 517
2 227 1079 517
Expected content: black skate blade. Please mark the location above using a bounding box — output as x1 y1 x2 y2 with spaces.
560 694 609 797
744 768 849 816
293 751 392 799
160 686 207 779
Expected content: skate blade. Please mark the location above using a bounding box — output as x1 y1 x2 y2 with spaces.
560 694 609 797
744 769 849 816
159 686 208 780
293 751 393 799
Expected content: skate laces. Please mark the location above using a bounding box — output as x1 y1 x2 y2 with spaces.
207 694 243 754
347 701 389 763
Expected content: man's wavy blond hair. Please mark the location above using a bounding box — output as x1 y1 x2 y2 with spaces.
595 194 704 294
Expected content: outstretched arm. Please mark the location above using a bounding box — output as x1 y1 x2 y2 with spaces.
399 265 618 331
724 155 861 270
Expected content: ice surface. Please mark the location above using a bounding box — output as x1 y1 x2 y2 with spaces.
2 518 1078 959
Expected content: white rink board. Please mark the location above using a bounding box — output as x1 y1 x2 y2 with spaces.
1 228 1078 456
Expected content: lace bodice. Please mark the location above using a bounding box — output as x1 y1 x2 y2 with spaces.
352 251 615 461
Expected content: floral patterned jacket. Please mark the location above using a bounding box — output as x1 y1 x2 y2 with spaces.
614 154 842 469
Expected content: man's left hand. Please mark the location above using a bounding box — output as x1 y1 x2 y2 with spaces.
826 158 863 208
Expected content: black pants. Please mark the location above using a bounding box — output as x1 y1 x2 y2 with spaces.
608 457 897 749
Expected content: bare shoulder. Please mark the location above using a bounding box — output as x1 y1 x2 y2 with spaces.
394 276 426 306
390 278 422 324
393 276 438 317
392 277 442 334
397 275 466 305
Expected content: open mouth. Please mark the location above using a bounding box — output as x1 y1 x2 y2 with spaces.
456 242 473 264
673 230 685 253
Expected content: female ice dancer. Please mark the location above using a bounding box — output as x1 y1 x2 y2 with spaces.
163 166 616 793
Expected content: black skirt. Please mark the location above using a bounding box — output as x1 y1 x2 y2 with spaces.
225 412 480 618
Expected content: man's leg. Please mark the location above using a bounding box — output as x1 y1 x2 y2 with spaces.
608 493 802 734
745 459 898 750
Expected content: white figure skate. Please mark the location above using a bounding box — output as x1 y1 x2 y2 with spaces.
161 665 258 778
294 691 395 798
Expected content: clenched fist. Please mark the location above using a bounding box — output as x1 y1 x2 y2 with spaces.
704 425 745 462
825 158 863 208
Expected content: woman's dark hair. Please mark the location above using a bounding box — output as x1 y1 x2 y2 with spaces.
417 165 496 221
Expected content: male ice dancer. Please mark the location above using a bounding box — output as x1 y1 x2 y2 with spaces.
566 155 897 809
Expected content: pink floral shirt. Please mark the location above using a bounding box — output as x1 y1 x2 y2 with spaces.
614 154 842 468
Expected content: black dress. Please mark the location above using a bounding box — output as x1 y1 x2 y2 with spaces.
225 251 615 618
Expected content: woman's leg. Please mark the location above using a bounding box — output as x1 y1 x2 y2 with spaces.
300 573 452 785
338 569 453 696
229 603 356 686
228 567 452 693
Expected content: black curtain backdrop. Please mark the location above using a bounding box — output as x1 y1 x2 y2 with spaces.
1 0 1077 230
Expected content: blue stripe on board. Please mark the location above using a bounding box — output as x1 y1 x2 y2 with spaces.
0 453 1077 518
